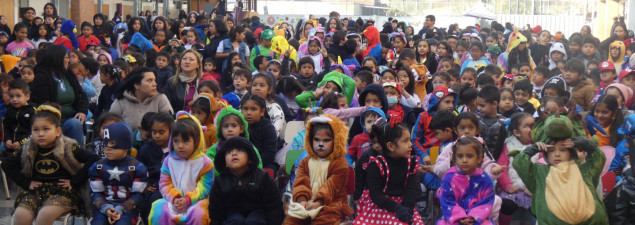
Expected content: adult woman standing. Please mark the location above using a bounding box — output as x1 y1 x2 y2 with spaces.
165 49 203 112
600 22 629 57
216 26 249 72
30 45 88 144
204 18 229 73
110 66 173 129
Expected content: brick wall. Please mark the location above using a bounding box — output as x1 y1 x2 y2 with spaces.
71 0 96 25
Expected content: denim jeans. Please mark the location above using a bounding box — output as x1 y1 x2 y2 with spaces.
62 118 84 144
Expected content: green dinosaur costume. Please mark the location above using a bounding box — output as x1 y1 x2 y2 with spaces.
511 116 608 225
295 71 357 108
206 106 262 176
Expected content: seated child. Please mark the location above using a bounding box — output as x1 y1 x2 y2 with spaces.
149 112 214 225
2 104 99 225
437 136 495 225
222 69 251 109
136 112 173 223
89 122 148 225
496 112 535 225
240 94 280 172
3 79 35 153
295 56 332 91
511 116 609 224
321 92 369 127
283 114 354 224
209 137 284 224
611 114 635 182
477 85 508 159
352 116 387 202
154 52 173 93
353 121 424 224
418 110 456 190
206 106 263 176
89 113 123 158
348 108 386 162
202 58 221 82
412 85 457 158
191 93 222 149
513 79 536 115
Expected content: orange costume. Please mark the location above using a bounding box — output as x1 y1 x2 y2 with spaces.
283 114 354 225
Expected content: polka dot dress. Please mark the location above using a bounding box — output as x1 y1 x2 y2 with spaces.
353 155 424 225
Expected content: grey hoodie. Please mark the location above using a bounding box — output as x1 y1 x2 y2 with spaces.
110 90 173 129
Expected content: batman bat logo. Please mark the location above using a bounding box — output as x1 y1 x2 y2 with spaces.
35 159 60 175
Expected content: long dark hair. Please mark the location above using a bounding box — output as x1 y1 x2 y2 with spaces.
42 3 58 16
9 23 28 43
127 17 147 34
117 66 156 99
211 18 228 37
590 95 624 147
35 45 68 77
35 24 52 40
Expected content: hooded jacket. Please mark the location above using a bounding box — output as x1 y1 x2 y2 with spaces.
609 41 627 73
348 108 387 160
285 114 354 224
129 32 154 54
159 112 214 213
206 107 262 176
192 93 222 149
548 43 568 70
109 90 173 129
209 137 284 225
93 13 111 44
348 84 388 143
295 70 353 108
412 85 457 157
361 26 382 63
154 65 174 93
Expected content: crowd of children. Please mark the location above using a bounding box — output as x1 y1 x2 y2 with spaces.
0 4 634 225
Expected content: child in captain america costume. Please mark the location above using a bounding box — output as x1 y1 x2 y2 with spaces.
89 122 148 225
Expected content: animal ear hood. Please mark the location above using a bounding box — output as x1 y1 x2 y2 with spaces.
304 114 348 161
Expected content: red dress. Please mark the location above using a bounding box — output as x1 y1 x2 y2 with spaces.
354 155 425 225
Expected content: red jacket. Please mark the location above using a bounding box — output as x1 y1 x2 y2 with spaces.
77 35 100 51
348 132 370 160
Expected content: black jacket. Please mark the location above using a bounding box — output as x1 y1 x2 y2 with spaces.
295 59 331 91
247 117 279 171
94 81 121 120
154 65 174 93
354 148 379 200
164 75 195 113
210 136 284 225
31 67 89 117
3 104 36 146
136 141 168 188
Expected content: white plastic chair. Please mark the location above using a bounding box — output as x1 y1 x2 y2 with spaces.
283 121 305 144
